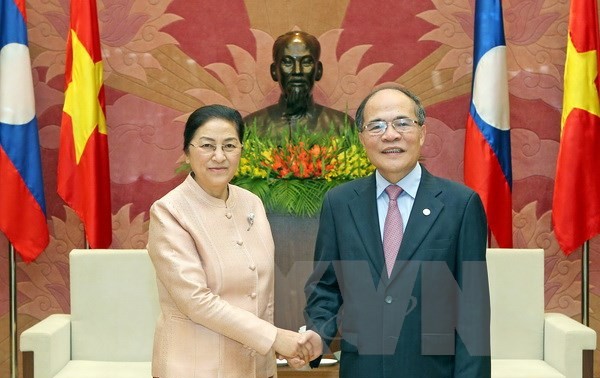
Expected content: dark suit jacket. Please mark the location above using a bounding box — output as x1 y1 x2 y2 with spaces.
304 167 491 378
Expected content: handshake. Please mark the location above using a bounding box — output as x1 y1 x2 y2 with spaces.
273 326 323 369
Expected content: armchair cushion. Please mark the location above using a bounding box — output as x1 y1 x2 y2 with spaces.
487 248 544 359
69 249 159 361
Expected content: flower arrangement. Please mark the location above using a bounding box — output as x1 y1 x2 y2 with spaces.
232 122 374 216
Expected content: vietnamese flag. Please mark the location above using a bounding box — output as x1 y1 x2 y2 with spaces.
552 0 600 254
57 0 112 248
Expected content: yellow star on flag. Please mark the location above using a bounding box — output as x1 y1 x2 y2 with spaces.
561 36 600 130
62 29 107 163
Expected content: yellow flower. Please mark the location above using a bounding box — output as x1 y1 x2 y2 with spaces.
261 150 273 162
252 167 268 178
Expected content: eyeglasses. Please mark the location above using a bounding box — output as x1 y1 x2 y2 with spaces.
190 142 243 155
362 118 421 136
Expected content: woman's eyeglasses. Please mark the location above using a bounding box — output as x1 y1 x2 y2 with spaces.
189 142 243 155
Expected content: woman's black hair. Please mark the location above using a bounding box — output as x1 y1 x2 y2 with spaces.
183 104 245 153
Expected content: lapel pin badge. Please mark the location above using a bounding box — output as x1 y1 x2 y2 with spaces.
247 212 255 231
423 208 431 216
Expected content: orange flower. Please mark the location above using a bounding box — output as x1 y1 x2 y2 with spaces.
259 141 342 179
309 144 323 157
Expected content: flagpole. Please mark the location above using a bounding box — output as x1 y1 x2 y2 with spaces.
582 240 590 326
582 239 593 378
8 242 18 378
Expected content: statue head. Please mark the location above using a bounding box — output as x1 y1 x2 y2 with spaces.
270 31 323 115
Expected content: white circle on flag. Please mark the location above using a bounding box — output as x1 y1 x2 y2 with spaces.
472 45 510 131
0 43 36 125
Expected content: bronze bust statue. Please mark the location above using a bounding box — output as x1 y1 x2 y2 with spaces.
244 31 353 137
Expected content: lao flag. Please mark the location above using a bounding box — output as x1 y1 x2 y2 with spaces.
464 0 513 248
0 0 50 261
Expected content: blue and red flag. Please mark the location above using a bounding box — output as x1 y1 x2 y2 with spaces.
464 0 513 248
0 0 49 261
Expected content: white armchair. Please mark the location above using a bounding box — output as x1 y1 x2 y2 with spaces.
487 248 596 378
20 249 160 378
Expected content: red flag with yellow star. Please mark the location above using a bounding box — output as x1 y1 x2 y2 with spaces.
57 0 112 248
552 0 600 254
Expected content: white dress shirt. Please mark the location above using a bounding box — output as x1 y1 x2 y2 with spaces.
375 163 422 241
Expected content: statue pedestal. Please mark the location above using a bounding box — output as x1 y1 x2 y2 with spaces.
268 213 319 331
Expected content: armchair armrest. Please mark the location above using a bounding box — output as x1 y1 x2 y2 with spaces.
20 314 72 378
543 312 596 378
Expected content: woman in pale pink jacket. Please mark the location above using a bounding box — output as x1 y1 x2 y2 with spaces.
147 105 319 378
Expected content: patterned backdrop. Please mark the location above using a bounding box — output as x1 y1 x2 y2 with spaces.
1 0 599 376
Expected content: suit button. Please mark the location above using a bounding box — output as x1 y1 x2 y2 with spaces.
249 264 256 271
385 296 393 304
225 212 232 219
236 240 243 246
250 292 257 299
250 350 256 357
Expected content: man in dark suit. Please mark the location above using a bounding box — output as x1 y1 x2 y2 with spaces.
303 86 491 377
